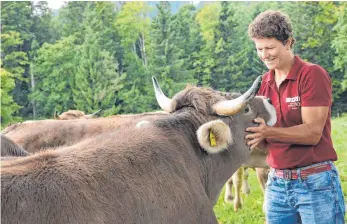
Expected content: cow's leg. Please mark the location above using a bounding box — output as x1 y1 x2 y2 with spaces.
232 167 243 212
255 167 270 213
255 167 269 194
241 167 250 195
224 175 234 204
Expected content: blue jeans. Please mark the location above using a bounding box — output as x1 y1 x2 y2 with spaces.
265 161 346 224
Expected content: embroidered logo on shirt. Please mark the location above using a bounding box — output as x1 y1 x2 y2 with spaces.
286 96 301 109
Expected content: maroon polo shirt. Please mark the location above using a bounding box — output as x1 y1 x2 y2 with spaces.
258 56 337 169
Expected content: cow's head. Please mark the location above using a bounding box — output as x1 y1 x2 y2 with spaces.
1 134 29 157
152 76 276 154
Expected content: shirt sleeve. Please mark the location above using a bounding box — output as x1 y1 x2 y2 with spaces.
300 65 332 107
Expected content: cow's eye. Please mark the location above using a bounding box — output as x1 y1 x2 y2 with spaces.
244 105 251 114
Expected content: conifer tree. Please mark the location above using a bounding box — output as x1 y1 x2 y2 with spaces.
211 2 245 91
171 4 202 85
114 2 154 113
212 2 268 92
73 4 125 116
30 36 76 117
149 1 192 99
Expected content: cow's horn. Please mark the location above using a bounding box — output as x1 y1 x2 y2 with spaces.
152 77 175 113
213 75 262 116
85 109 102 118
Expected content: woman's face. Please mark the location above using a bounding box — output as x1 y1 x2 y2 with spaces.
252 37 291 70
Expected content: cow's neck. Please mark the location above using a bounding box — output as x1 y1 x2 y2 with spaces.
154 111 249 205
208 117 251 204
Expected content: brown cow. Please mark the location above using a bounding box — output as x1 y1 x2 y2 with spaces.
54 109 102 120
2 111 168 153
1 76 276 224
4 104 268 213
4 106 270 212
1 109 101 158
1 134 29 157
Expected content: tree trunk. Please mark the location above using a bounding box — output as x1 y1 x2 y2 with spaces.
30 63 37 119
140 32 147 67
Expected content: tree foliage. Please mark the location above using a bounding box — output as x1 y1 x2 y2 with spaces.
1 1 346 125
114 2 154 113
0 62 21 126
149 1 196 98
332 2 347 114
1 1 55 119
30 36 77 117
73 3 125 116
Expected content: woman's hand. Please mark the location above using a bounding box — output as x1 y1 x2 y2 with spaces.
245 117 268 151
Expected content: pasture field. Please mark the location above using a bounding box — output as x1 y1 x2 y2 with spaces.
214 114 347 224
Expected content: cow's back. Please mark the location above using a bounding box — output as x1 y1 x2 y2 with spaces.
1 127 218 224
3 113 168 153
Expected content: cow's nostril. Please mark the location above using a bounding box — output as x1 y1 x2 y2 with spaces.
267 98 272 104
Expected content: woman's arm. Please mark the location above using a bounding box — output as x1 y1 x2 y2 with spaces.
246 106 329 147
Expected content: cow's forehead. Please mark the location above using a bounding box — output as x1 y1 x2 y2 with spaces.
252 96 266 104
169 86 237 114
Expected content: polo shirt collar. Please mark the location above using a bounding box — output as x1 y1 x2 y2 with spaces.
266 55 304 82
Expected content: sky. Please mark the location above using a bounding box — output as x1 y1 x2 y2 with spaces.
45 0 68 9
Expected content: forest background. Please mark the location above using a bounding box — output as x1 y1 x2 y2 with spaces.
1 1 347 127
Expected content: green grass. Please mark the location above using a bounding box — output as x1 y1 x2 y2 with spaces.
214 114 347 224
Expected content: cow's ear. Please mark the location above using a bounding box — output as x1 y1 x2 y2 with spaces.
196 120 233 154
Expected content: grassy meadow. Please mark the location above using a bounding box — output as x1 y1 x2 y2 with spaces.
214 114 347 224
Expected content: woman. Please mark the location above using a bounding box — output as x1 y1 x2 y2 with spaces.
245 10 345 224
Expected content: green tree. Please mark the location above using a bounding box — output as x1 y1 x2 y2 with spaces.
1 2 32 117
115 2 151 67
332 2 347 115
94 2 121 60
282 2 343 115
211 2 258 92
30 36 77 117
149 1 193 102
195 3 220 43
55 1 89 43
1 1 56 119
0 31 28 81
194 3 221 87
232 2 269 92
114 2 157 113
73 4 125 116
0 62 21 127
189 22 211 87
171 4 204 85
30 1 56 118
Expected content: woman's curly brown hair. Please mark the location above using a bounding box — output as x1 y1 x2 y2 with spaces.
248 10 296 48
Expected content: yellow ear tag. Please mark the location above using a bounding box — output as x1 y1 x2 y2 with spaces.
209 130 217 147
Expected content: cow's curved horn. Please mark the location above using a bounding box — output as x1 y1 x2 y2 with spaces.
152 77 175 113
85 109 102 118
213 75 262 116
